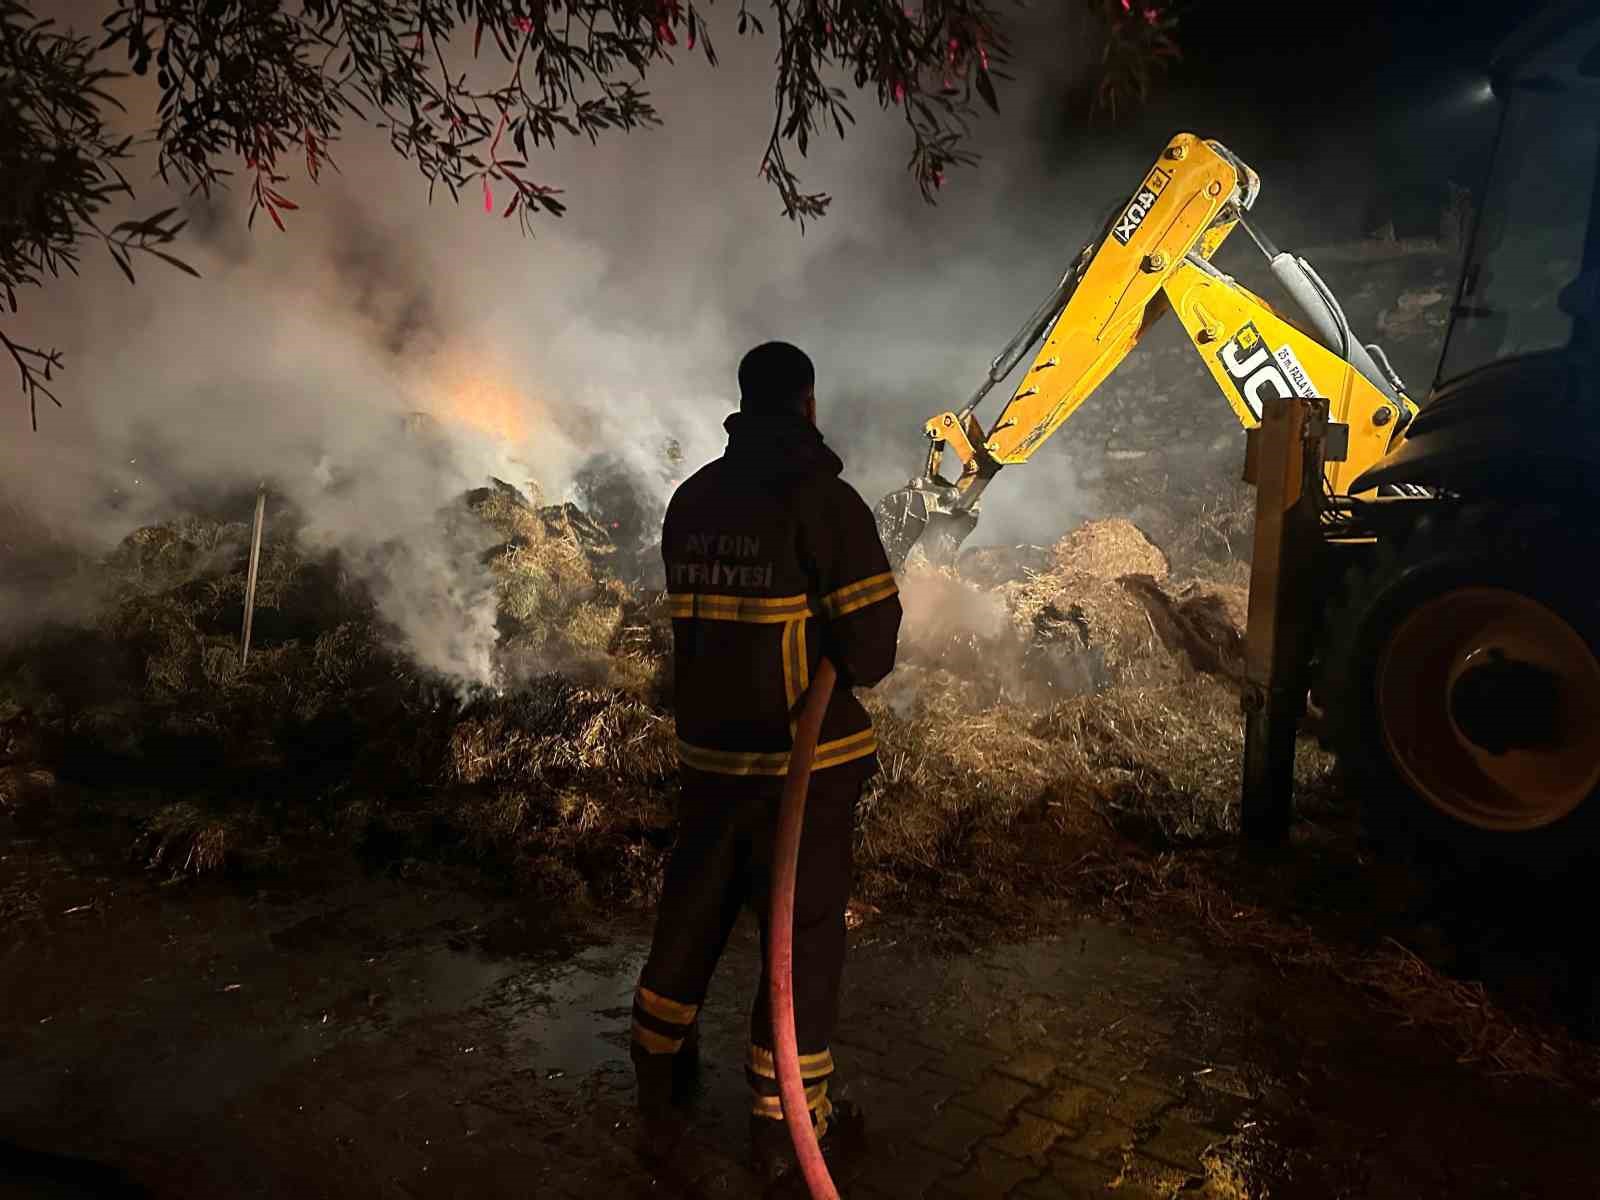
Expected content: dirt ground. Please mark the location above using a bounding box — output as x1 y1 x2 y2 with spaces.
4 832 1598 1200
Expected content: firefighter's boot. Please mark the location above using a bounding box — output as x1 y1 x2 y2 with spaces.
633 1023 700 1162
749 1097 866 1187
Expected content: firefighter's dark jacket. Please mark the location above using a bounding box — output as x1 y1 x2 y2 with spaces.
663 410 902 777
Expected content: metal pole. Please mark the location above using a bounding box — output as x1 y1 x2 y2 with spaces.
240 484 266 668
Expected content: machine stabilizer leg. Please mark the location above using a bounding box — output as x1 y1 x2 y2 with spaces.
1240 396 1329 847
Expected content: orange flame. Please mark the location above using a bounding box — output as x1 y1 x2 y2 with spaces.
431 365 535 445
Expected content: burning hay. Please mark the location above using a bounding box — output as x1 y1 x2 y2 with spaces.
466 479 653 688
1004 519 1175 682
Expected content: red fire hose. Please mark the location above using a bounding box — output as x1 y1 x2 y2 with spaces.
768 657 841 1200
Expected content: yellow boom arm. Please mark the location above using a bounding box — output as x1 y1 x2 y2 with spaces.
879 132 1419 565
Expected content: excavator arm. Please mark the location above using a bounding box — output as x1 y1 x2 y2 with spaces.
876 132 1419 568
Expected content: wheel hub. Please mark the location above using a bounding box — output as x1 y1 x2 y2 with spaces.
1376 587 1600 831
1448 649 1563 755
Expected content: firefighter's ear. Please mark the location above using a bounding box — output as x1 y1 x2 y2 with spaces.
804 389 816 425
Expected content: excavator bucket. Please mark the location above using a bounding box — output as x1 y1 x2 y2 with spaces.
875 481 979 570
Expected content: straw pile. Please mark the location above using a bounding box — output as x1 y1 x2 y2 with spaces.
1004 519 1174 682
467 480 657 691
862 518 1268 897
7 494 1599 1091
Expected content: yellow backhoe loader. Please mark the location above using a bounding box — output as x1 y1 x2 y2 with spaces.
874 133 1421 569
879 0 1600 871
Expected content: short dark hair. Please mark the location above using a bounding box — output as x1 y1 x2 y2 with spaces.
738 341 814 415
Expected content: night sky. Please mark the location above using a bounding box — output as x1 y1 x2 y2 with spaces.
1042 0 1529 240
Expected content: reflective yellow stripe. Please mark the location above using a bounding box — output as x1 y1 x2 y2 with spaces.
750 1081 830 1118
636 986 698 1026
820 571 899 619
676 731 876 776
631 1019 684 1055
677 742 792 775
795 618 810 702
781 616 810 719
669 592 812 624
813 728 876 770
749 1045 834 1081
782 619 798 716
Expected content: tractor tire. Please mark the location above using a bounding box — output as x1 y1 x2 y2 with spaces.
1318 504 1600 877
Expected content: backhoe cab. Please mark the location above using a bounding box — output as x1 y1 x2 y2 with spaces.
876 134 1416 569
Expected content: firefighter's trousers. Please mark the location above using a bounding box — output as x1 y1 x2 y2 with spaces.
631 765 863 1131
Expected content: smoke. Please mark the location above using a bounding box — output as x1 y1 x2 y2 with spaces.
0 3 1109 680
897 565 1012 647
1 4 1454 679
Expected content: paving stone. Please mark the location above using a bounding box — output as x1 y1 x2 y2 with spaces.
1137 1049 1211 1086
1103 1082 1179 1128
1012 1180 1104 1200
1189 1063 1261 1102
950 1073 1038 1122
1022 1083 1106 1131
985 1113 1072 1162
1110 1011 1178 1041
1017 1150 1120 1198
926 1043 1009 1086
1166 1091 1251 1136
842 1070 926 1134
836 1035 938 1082
929 1148 1044 1199
914 1104 1004 1162
1123 1069 1187 1102
1054 1118 1137 1167
994 1049 1060 1088
687 1153 766 1197
905 1066 965 1113
1137 1118 1222 1170
1058 1043 1139 1092
1109 1153 1199 1198
852 1139 965 1199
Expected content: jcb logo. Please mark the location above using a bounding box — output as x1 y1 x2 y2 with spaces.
1217 322 1314 419
1112 168 1172 245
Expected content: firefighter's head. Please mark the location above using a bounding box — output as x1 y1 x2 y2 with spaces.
738 341 816 425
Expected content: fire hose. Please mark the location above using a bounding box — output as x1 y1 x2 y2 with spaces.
768 656 841 1200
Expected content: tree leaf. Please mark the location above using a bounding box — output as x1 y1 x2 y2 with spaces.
975 68 999 114
148 250 201 278
109 249 136 286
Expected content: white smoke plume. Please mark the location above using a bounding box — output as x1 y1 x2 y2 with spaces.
1 3 1420 679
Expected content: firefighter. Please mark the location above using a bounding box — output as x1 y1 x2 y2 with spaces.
630 341 902 1179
